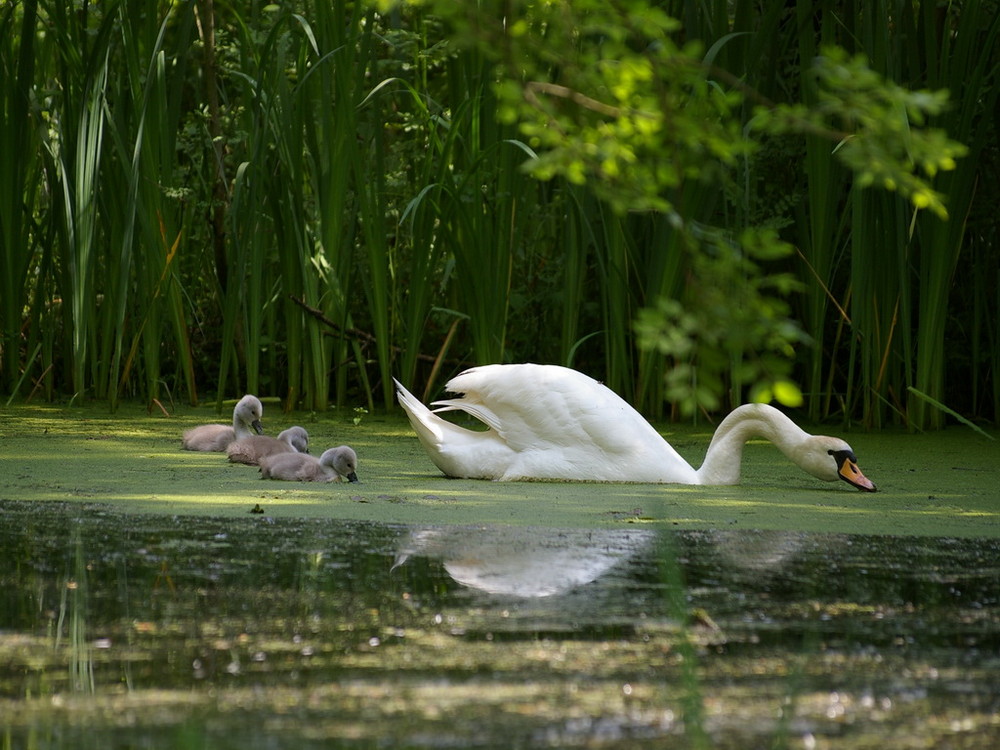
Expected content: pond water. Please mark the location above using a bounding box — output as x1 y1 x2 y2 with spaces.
2 499 999 748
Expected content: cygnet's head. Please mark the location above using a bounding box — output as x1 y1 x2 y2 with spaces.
321 446 359 483
277 426 310 453
236 395 265 435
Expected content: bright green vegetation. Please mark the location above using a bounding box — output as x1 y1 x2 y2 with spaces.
1 1 998 430
2 402 998 537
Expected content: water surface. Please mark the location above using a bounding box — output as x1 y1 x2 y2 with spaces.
2 500 998 748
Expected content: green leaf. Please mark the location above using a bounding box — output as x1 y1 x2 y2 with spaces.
773 380 804 408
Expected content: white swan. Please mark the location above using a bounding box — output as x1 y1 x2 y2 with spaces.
394 364 876 491
227 426 310 465
181 395 264 452
259 446 359 483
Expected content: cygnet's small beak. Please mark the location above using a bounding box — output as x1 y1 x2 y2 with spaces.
252 420 264 435
838 456 876 492
346 472 359 484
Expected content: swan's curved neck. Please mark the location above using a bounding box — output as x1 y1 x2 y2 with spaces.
695 404 810 485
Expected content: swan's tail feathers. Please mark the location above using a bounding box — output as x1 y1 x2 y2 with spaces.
394 377 451 448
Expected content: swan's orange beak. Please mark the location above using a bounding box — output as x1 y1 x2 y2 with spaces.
838 456 876 492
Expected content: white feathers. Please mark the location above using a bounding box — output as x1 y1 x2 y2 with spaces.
395 363 876 491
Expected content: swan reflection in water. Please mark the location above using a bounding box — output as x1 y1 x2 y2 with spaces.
394 526 655 598
394 524 812 599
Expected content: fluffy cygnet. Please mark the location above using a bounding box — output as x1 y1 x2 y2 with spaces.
181 395 264 452
227 426 310 465
259 446 359 483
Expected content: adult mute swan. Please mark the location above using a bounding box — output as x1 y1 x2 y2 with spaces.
181 395 264 452
227 426 310 465
394 364 876 491
259 446 360 483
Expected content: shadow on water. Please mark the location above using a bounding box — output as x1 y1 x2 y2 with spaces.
1 499 999 748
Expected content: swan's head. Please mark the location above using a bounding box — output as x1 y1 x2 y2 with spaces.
828 447 876 491
800 437 876 491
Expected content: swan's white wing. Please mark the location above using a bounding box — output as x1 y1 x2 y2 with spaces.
439 364 695 481
441 364 657 452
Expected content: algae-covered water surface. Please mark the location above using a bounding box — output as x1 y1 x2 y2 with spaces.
1 403 999 747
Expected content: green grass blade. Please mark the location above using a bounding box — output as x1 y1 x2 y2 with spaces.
907 387 995 440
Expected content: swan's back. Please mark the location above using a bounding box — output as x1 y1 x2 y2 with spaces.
433 364 694 482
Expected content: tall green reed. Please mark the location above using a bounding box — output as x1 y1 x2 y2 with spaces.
0 1 43 398
297 0 368 409
224 1 381 410
791 0 1000 428
342 3 393 409
2 1 201 407
104 3 198 408
592 203 635 401
225 8 293 405
394 90 465 397
788 0 853 421
47 1 113 398
437 64 529 368
738 0 998 428
908 1 1000 428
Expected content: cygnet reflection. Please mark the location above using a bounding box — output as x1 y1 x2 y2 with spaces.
394 525 655 598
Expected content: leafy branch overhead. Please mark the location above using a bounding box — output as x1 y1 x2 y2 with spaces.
393 0 969 415
460 2 965 222
754 46 966 221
